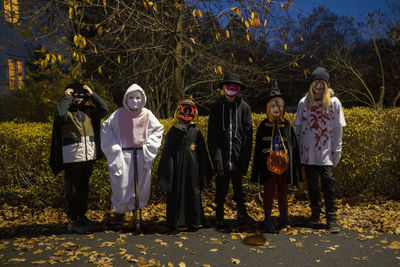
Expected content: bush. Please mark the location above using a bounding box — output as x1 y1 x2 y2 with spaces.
0 107 399 208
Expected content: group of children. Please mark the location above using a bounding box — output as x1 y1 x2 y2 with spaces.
50 66 345 234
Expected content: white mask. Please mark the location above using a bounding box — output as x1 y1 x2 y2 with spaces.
127 91 143 111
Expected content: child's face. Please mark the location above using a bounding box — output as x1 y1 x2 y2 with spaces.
127 91 143 111
312 80 326 99
269 97 284 117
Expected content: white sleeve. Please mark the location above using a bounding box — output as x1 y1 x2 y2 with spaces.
143 111 164 169
294 99 305 142
100 110 123 176
294 99 305 126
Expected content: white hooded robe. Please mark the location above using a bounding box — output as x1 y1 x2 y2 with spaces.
101 84 164 213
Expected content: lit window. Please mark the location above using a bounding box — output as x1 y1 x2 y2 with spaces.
4 0 19 24
8 59 23 90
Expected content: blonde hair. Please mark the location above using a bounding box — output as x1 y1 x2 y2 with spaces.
306 80 331 109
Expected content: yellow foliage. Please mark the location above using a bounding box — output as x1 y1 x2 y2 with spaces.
0 108 399 209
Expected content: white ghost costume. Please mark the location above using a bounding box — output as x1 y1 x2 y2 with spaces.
101 84 164 213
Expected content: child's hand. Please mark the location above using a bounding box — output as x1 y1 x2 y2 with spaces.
65 88 74 95
83 85 93 96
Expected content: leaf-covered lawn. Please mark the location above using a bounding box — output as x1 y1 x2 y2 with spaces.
1 193 399 237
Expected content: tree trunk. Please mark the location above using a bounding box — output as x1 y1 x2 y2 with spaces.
172 1 184 112
393 89 400 107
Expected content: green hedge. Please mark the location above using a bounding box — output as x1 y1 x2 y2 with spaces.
0 107 399 208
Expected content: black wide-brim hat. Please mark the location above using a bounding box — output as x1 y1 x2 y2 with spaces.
265 80 290 103
218 72 246 89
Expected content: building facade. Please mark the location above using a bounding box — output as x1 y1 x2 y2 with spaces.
0 0 42 95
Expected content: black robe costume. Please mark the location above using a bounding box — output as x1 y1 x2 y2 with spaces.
157 123 212 229
250 118 302 186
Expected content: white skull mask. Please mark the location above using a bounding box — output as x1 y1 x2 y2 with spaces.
127 91 144 111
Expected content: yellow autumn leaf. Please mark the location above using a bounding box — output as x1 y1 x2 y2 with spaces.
245 20 249 28
32 260 47 264
231 53 235 60
97 26 103 36
216 33 220 40
209 248 218 252
246 34 250 41
117 55 121 63
197 9 203 17
231 7 241 16
226 30 230 38
192 10 197 17
248 57 253 63
69 7 73 19
284 43 288 50
33 249 43 254
98 66 102 74
231 258 240 264
217 65 222 74
190 37 195 44
175 241 183 248
179 262 186 267
266 75 271 83
264 19 268 27
388 241 400 249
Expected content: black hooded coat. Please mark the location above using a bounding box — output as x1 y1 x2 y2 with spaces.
157 123 212 228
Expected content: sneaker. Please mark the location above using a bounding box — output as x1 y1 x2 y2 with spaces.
327 221 340 233
80 215 95 227
237 210 255 225
307 214 321 227
67 218 92 234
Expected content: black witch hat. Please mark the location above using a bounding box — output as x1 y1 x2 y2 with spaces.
265 79 290 103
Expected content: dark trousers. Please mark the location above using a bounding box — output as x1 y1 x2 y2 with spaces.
215 170 245 209
305 165 337 221
64 161 93 220
263 173 288 210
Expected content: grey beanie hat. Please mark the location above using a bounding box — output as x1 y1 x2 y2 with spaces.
311 67 330 83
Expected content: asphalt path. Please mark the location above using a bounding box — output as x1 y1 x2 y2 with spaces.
1 219 400 266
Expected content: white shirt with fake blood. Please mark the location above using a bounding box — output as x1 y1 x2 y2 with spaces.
295 96 346 166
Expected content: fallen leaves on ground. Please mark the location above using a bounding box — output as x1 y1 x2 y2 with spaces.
1 193 400 236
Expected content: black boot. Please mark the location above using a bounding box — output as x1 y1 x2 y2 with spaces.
326 212 340 233
237 205 254 225
308 211 321 227
279 206 291 227
263 209 275 233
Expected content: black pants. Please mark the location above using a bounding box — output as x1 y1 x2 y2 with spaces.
215 170 245 209
305 165 337 221
64 161 93 220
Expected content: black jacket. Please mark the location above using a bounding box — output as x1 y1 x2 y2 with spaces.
207 96 253 176
49 93 109 175
250 118 302 186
